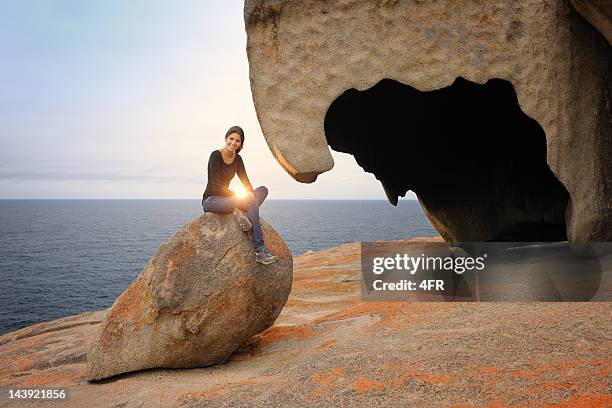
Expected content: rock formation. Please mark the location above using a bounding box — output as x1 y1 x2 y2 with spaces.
86 214 292 381
244 0 612 242
571 0 612 45
2 240 611 407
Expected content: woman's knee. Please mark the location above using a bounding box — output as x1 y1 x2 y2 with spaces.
202 198 213 212
254 185 268 200
237 195 257 210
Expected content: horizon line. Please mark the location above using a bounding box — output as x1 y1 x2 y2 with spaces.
0 198 419 201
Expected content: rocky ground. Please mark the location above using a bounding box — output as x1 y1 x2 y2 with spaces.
1 239 610 407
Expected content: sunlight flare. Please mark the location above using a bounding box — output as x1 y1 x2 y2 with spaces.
231 183 248 198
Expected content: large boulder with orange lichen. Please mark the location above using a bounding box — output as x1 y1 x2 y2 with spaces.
85 213 292 381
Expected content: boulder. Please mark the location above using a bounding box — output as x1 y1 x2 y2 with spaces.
244 0 612 241
86 213 292 381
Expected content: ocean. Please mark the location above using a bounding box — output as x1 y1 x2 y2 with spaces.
0 199 436 334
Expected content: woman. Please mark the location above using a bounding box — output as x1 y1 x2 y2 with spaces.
202 125 278 265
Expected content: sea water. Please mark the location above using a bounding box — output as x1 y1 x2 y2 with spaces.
0 199 435 334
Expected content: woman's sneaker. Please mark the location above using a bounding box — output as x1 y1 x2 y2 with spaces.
255 246 278 265
233 208 252 232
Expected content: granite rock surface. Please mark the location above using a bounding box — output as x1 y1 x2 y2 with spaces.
571 0 612 44
244 0 612 241
85 213 292 381
1 238 610 407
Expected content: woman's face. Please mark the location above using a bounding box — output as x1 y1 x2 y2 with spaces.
225 132 242 153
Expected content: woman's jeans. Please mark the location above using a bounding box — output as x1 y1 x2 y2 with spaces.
202 186 268 249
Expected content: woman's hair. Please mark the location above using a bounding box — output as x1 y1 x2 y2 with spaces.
225 125 245 153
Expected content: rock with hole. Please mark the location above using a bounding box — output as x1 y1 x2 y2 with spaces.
245 0 612 241
86 213 292 381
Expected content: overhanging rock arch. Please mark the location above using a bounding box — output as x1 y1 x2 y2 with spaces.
245 0 612 241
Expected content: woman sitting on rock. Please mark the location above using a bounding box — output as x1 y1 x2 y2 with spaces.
202 125 278 265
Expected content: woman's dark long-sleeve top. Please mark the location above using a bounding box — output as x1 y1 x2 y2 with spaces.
202 150 253 202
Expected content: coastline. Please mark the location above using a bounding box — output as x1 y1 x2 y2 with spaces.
1 239 610 407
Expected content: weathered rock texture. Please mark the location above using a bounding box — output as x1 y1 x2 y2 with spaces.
1 239 611 407
245 0 612 242
571 0 612 44
86 214 292 381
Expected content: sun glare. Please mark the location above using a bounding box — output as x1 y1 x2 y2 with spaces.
232 184 248 198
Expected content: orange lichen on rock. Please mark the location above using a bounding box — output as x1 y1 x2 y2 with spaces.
284 298 316 307
352 376 385 392
473 367 500 375
477 356 612 406
311 367 347 391
2 353 36 374
413 373 454 385
98 277 145 348
18 370 81 387
544 394 612 408
166 240 195 270
315 301 450 331
315 339 337 349
262 224 291 258
185 220 202 239
471 366 500 387
253 324 316 349
296 268 344 279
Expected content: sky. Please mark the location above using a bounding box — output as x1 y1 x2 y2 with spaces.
0 0 417 200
